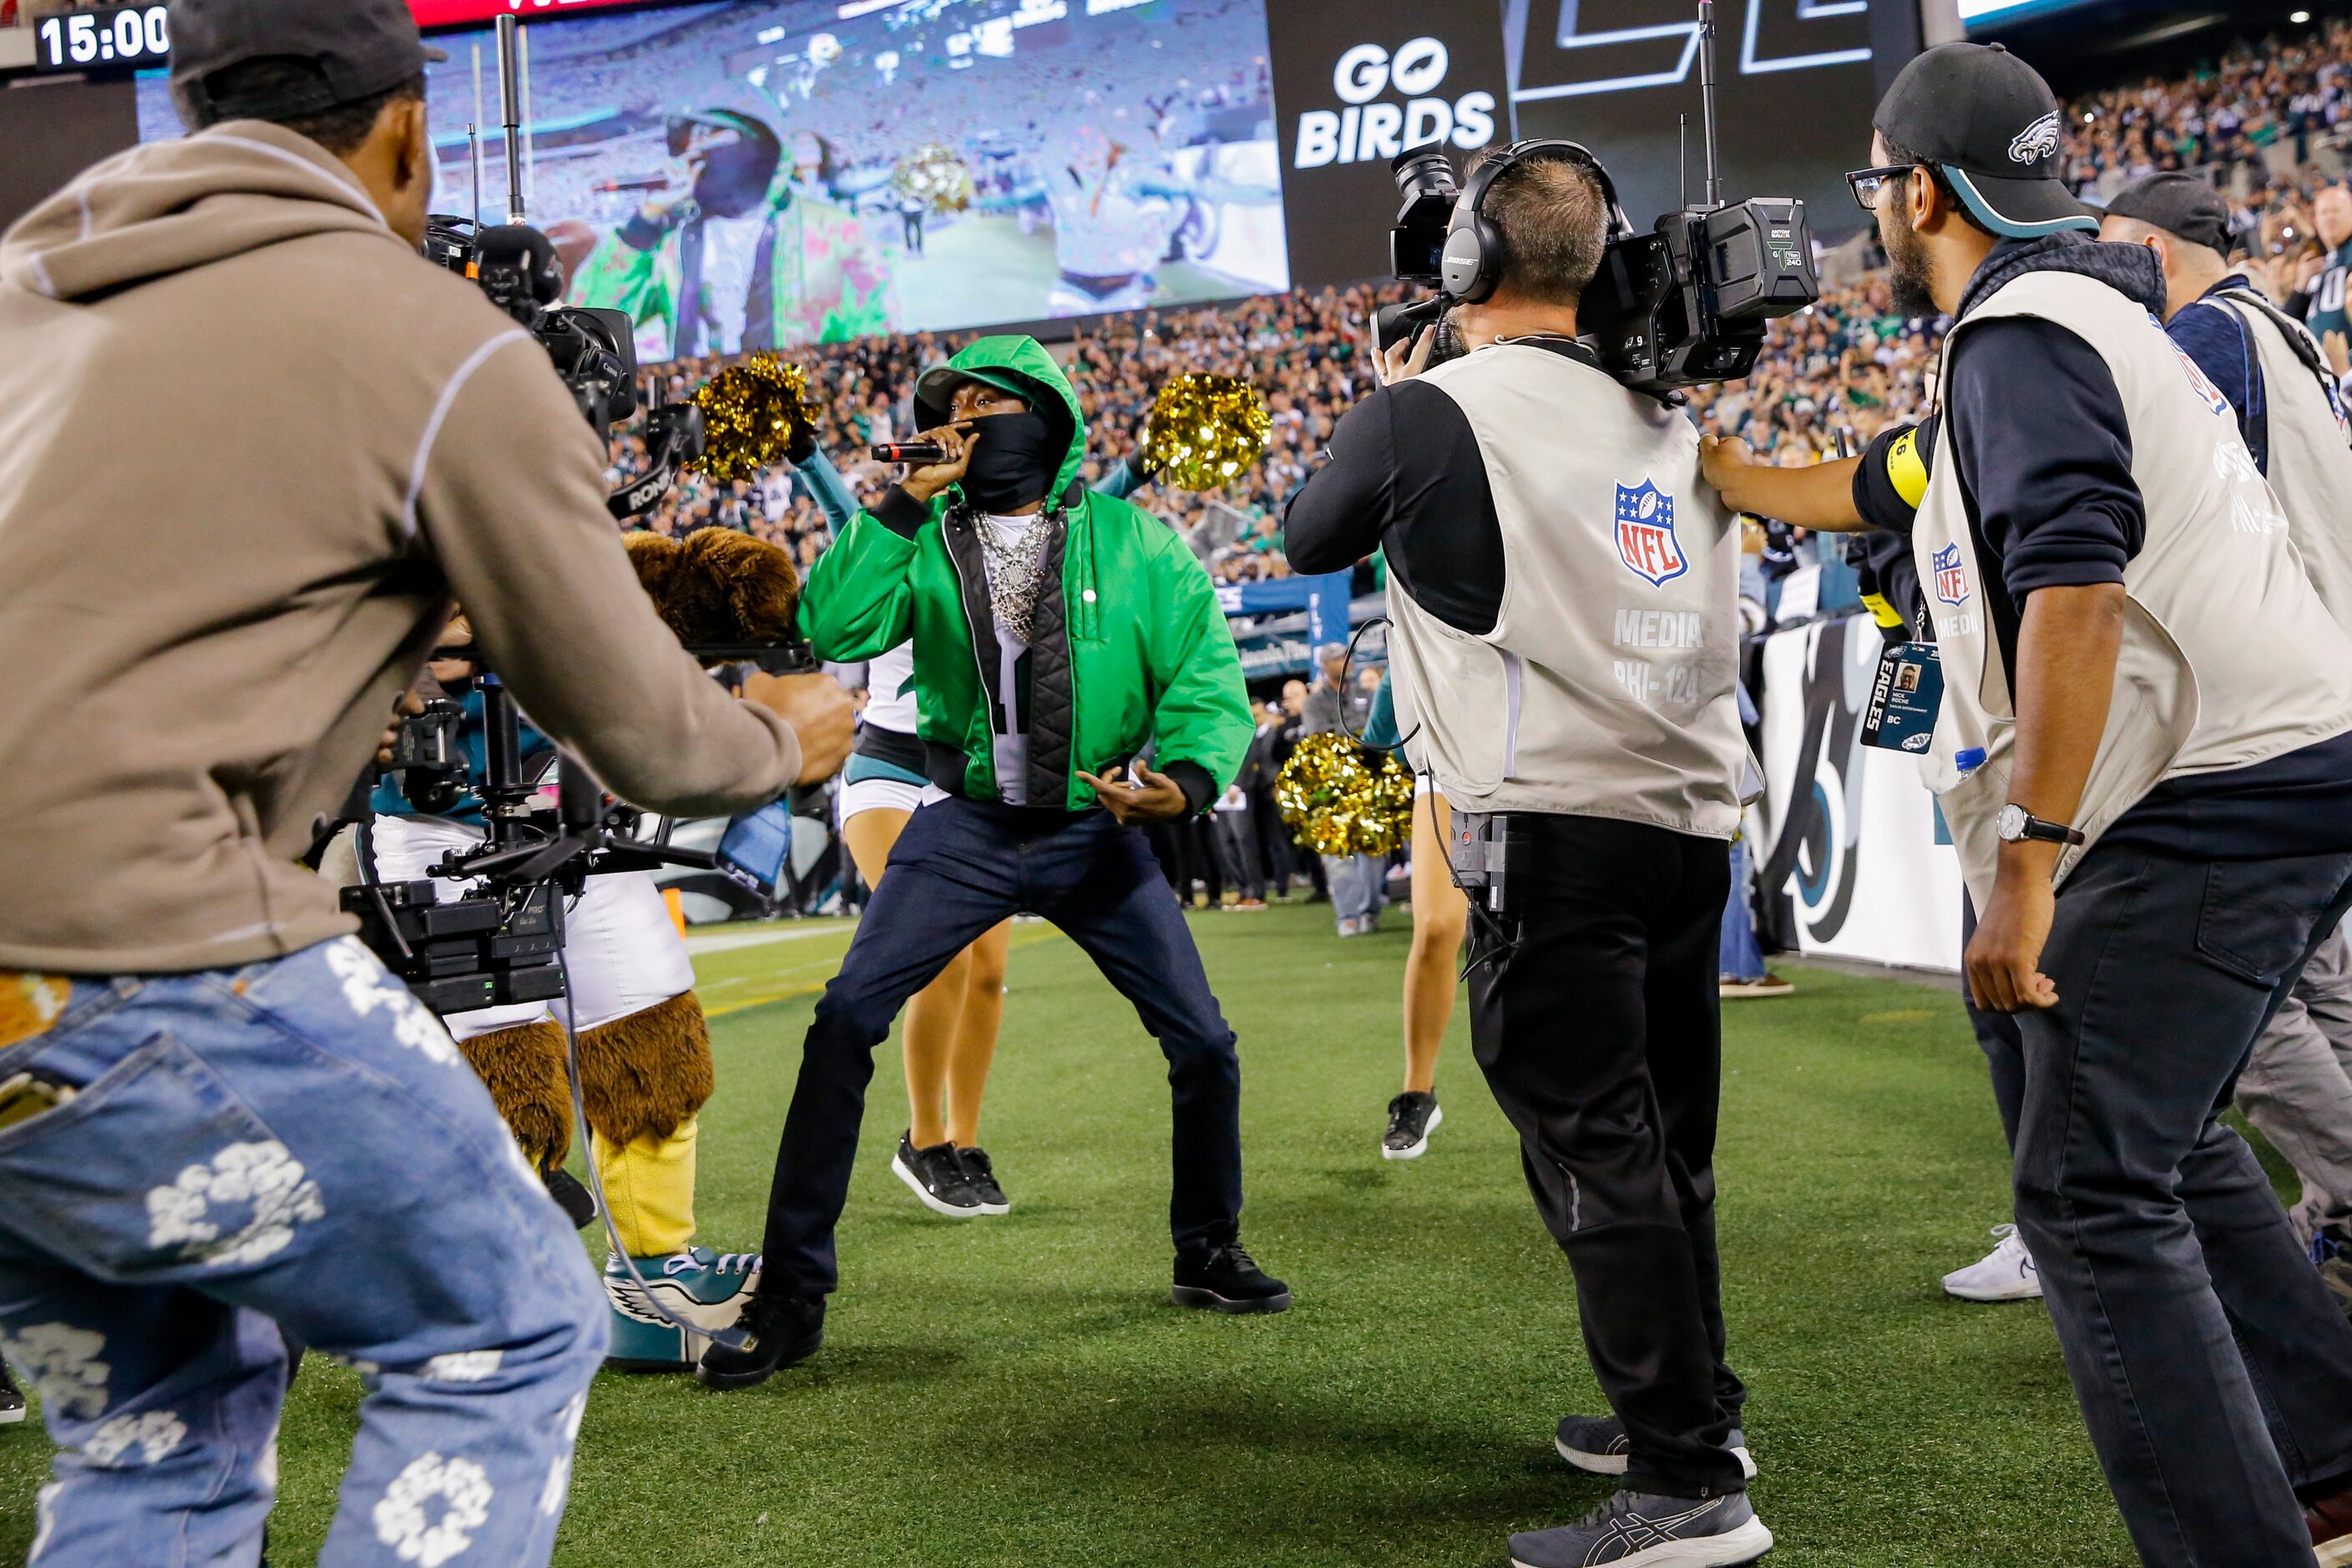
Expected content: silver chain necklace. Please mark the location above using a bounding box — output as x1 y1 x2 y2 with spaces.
972 508 1055 645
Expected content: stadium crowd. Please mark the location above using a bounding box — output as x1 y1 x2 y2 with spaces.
605 16 2352 579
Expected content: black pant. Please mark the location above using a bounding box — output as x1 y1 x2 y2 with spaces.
1466 814 1747 1498
2005 845 2352 1565
757 797 1245 1297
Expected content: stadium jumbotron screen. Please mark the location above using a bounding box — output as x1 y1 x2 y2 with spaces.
136 0 1289 352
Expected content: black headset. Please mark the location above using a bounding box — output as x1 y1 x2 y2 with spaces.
1439 139 1636 303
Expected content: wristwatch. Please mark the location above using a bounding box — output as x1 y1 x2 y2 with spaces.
1995 802 2086 847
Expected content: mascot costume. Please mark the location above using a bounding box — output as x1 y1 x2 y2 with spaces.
362 527 803 1372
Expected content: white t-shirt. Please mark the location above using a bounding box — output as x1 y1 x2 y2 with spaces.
862 643 919 735
976 511 1039 805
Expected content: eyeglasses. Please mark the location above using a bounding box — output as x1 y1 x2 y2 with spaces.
1846 164 1923 213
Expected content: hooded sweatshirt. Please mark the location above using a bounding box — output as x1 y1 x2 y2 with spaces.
799 335 1252 812
0 124 801 974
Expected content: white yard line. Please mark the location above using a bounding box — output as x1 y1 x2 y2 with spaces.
684 921 858 957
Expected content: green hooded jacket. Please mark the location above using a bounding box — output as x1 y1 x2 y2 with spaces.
798 335 1252 812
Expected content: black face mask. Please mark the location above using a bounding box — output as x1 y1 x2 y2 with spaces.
959 411 1060 513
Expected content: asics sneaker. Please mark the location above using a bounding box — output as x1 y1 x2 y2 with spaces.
695 1291 826 1392
1555 1413 1756 1480
892 1131 984 1217
953 1146 1012 1215
1383 1090 1443 1160
603 1247 761 1373
1171 1242 1292 1314
1510 1490 1773 1568
1941 1222 2041 1302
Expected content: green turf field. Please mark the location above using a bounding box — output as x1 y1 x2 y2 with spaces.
0 900 2174 1565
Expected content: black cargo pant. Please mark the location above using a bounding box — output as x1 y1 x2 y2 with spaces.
2001 844 2352 1566
1467 813 1748 1499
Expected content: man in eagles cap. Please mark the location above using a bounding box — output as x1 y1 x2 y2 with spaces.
1706 41 2352 1567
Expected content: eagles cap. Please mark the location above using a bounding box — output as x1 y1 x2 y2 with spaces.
1873 41 2097 240
172 0 448 131
2104 172 2233 255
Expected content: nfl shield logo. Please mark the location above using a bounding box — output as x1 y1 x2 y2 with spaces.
1932 543 1970 607
1615 481 1687 587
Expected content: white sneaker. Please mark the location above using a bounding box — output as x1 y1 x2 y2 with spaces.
1941 1222 2041 1302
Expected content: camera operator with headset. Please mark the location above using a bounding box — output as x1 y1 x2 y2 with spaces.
0 1 852 1563
1285 143 1771 1568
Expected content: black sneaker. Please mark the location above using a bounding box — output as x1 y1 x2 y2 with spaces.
1171 1242 1292 1314
543 1167 598 1230
1510 1490 1772 1568
0 1361 23 1425
1383 1090 1444 1160
1555 1412 1756 1480
891 1131 983 1218
953 1146 1011 1215
694 1291 826 1391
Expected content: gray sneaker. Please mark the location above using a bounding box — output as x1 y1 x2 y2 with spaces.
1509 1490 1773 1567
1555 1413 1757 1480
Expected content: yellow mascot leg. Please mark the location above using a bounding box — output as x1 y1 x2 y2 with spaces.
577 989 714 1258
594 1120 699 1259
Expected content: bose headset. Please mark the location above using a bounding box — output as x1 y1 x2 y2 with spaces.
1438 139 1637 304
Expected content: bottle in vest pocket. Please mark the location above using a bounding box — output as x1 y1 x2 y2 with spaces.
1860 643 1943 755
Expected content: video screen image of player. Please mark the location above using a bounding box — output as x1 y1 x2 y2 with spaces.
139 0 1290 352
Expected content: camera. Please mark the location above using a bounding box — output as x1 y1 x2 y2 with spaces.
1380 0 1818 402
385 695 468 816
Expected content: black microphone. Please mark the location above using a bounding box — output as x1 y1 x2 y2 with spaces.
872 442 948 464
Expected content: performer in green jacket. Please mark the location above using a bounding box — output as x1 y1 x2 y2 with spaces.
701 336 1284 1390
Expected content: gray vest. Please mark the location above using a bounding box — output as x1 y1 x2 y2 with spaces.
1386 341 1748 837
1910 271 2352 905
2205 286 2352 631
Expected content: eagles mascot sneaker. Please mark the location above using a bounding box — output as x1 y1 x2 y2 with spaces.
1509 1490 1773 1567
603 1247 762 1373
1556 1414 1756 1480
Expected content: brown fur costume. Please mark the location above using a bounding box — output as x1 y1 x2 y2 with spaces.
457 1019 574 1170
622 528 801 654
577 989 715 1147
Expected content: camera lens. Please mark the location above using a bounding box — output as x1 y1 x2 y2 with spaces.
1392 146 1457 203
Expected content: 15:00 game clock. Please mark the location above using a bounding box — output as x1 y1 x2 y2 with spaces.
33 3 171 74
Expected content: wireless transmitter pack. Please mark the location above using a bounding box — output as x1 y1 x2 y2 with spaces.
1380 0 1819 402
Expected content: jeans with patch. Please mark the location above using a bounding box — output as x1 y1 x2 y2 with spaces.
0 937 605 1567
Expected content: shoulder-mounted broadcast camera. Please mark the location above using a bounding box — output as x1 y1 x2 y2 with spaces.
421 18 701 518
1379 0 1818 402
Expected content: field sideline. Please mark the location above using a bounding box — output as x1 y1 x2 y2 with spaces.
8 898 2244 1566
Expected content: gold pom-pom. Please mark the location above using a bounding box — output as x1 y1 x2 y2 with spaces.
892 142 974 214
1276 731 1414 857
1142 372 1271 493
687 354 820 484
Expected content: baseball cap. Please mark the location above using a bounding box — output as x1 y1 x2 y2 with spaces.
172 0 448 129
2103 172 2233 255
1873 42 2097 240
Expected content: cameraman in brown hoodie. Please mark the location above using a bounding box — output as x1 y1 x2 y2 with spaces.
0 3 850 1563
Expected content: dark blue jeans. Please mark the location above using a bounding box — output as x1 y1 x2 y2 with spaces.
759 796 1245 1297
2011 845 2352 1565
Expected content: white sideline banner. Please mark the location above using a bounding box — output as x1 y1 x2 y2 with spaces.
1748 612 1965 972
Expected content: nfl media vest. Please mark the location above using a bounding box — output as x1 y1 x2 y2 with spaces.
1385 341 1748 837
1911 271 2352 906
2206 286 2352 631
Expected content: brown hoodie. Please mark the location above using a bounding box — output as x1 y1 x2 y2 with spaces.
0 124 800 974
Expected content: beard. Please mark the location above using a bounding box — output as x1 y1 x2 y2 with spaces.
1882 206 1938 317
